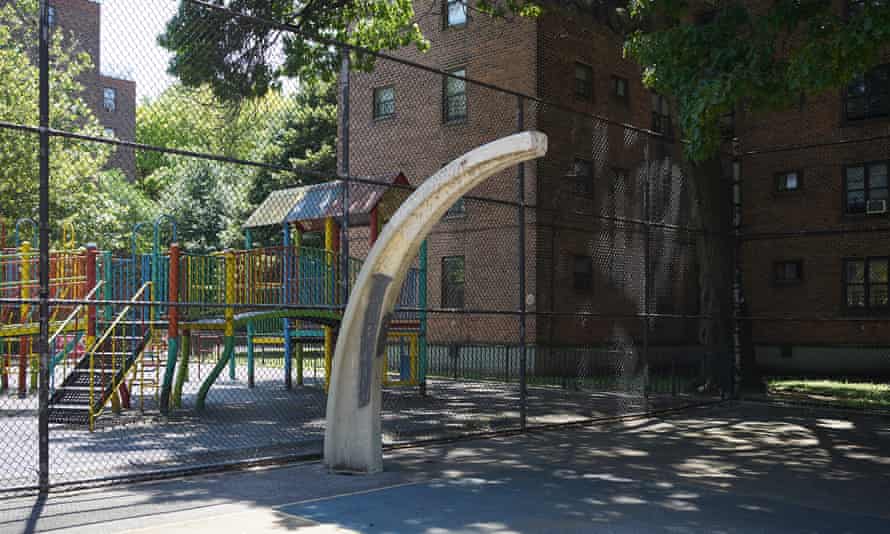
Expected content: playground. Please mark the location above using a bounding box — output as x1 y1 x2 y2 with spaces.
0 176 705 490
0 177 427 428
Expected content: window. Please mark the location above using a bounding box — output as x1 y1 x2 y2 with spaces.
574 63 593 100
773 260 803 284
103 87 117 113
572 255 593 292
445 197 466 218
612 76 628 103
445 0 467 27
441 256 465 309
47 6 56 26
103 127 115 138
652 92 672 135
845 64 890 121
844 257 890 310
776 170 801 192
373 86 395 120
845 162 888 214
572 158 593 196
443 68 467 122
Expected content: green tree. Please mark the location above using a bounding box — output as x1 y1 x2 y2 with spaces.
623 0 890 161
157 158 249 252
248 80 337 206
158 0 428 102
136 84 292 197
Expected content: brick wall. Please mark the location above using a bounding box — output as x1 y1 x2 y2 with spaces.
344 0 539 344
737 1 890 351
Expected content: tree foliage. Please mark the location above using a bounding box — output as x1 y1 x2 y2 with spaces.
158 0 428 102
156 158 249 252
247 80 337 207
135 79 337 249
136 84 295 197
623 0 890 160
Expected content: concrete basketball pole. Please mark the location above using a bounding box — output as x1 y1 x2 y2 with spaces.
324 131 548 474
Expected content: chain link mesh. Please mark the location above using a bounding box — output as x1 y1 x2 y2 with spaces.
0 0 748 492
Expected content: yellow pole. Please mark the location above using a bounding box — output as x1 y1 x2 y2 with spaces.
226 251 235 338
324 217 337 389
324 327 333 391
20 241 31 321
19 242 32 398
225 250 236 380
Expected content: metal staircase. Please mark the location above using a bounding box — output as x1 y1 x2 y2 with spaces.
48 283 152 429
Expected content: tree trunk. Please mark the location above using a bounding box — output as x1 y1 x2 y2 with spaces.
686 155 739 393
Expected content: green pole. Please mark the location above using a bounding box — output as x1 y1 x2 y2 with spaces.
245 229 255 388
172 330 190 408
196 335 233 411
226 251 236 381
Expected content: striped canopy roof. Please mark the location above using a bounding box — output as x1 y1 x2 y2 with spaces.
243 173 409 230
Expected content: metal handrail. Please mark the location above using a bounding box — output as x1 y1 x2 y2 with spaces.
49 281 104 345
49 281 104 392
89 281 151 430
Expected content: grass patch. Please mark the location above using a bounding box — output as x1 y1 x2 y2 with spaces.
767 378 890 409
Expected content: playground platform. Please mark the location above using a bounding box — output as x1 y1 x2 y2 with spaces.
2 402 889 533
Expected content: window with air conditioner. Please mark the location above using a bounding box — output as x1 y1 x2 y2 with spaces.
845 162 888 214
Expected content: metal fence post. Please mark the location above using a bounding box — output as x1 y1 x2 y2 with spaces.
732 157 742 397
517 95 527 431
37 0 51 493
339 51 350 303
642 132 652 404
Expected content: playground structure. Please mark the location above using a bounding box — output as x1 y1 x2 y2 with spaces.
0 174 428 430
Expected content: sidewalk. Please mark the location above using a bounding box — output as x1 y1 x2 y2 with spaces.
3 401 889 533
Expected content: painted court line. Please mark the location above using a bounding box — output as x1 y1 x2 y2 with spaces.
271 479 429 509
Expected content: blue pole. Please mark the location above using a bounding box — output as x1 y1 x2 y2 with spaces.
282 224 292 389
245 229 255 388
14 218 38 248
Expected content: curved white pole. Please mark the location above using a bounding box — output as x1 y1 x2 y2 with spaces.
324 131 548 473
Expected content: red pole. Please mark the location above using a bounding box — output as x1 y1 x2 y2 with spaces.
85 244 97 345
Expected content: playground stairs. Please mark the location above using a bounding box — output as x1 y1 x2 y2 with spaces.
48 326 151 426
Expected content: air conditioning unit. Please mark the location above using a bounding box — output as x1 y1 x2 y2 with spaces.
867 199 887 214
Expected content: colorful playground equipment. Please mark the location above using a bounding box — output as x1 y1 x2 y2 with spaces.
0 175 428 430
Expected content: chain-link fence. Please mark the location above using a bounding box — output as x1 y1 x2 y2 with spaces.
0 0 730 493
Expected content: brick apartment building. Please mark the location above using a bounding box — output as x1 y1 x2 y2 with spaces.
737 1 890 375
47 0 136 180
343 0 890 376
343 0 701 366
